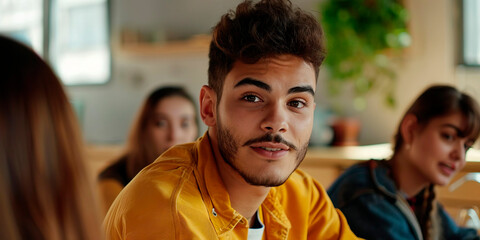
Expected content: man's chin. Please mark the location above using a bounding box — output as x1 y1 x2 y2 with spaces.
241 170 291 187
246 179 286 187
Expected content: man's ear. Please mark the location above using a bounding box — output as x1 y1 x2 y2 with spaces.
200 85 217 127
400 113 418 146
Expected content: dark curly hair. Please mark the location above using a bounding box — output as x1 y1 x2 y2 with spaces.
208 0 326 100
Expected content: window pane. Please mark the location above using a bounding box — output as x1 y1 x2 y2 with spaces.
464 0 480 65
50 0 110 85
0 0 43 55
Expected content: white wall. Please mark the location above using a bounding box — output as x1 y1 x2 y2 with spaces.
356 0 480 145
67 52 209 144
65 0 321 144
355 0 458 144
66 0 480 145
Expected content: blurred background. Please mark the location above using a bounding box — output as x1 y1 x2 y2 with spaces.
3 0 480 230
1 0 480 146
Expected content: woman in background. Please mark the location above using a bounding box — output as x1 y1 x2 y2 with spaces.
328 85 480 239
98 86 199 213
0 36 102 239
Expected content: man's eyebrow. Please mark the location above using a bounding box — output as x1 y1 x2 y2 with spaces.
234 78 271 92
234 78 314 96
288 86 315 96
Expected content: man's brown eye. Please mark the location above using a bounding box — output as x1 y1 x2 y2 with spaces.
288 100 305 108
243 95 260 102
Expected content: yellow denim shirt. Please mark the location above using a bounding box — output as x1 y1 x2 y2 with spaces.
104 133 359 239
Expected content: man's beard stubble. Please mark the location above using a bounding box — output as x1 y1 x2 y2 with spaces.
216 118 309 187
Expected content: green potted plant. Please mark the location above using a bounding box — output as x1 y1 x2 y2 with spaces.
319 0 410 145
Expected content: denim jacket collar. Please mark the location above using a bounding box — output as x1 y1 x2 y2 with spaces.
370 160 423 240
369 160 397 199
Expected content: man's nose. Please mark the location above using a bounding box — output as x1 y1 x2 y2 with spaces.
260 102 288 133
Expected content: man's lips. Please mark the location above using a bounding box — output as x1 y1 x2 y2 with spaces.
249 142 289 151
249 142 290 159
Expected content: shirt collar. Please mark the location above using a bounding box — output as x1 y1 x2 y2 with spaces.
194 132 291 236
194 132 245 235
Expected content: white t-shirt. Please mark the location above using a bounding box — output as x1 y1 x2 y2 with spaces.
247 211 264 240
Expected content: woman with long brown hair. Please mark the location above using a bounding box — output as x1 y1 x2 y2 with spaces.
0 36 102 240
98 86 199 213
328 85 480 239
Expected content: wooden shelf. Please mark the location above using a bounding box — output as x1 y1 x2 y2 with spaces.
115 35 211 56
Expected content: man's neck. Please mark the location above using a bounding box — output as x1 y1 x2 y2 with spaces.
219 164 270 224
208 130 270 223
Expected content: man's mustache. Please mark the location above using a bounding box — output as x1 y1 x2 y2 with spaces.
242 133 297 150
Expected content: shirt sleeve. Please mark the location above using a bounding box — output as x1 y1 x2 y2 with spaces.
307 177 364 240
103 164 217 240
103 172 177 240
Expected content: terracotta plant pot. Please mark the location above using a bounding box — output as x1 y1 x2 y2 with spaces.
331 118 361 146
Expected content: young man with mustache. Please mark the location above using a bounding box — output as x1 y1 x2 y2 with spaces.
104 0 359 239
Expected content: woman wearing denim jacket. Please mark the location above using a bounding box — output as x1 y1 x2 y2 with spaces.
328 85 480 240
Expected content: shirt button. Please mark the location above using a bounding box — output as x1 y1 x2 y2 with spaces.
212 208 218 217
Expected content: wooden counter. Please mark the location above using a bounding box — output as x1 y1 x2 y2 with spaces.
84 144 123 178
302 143 480 172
